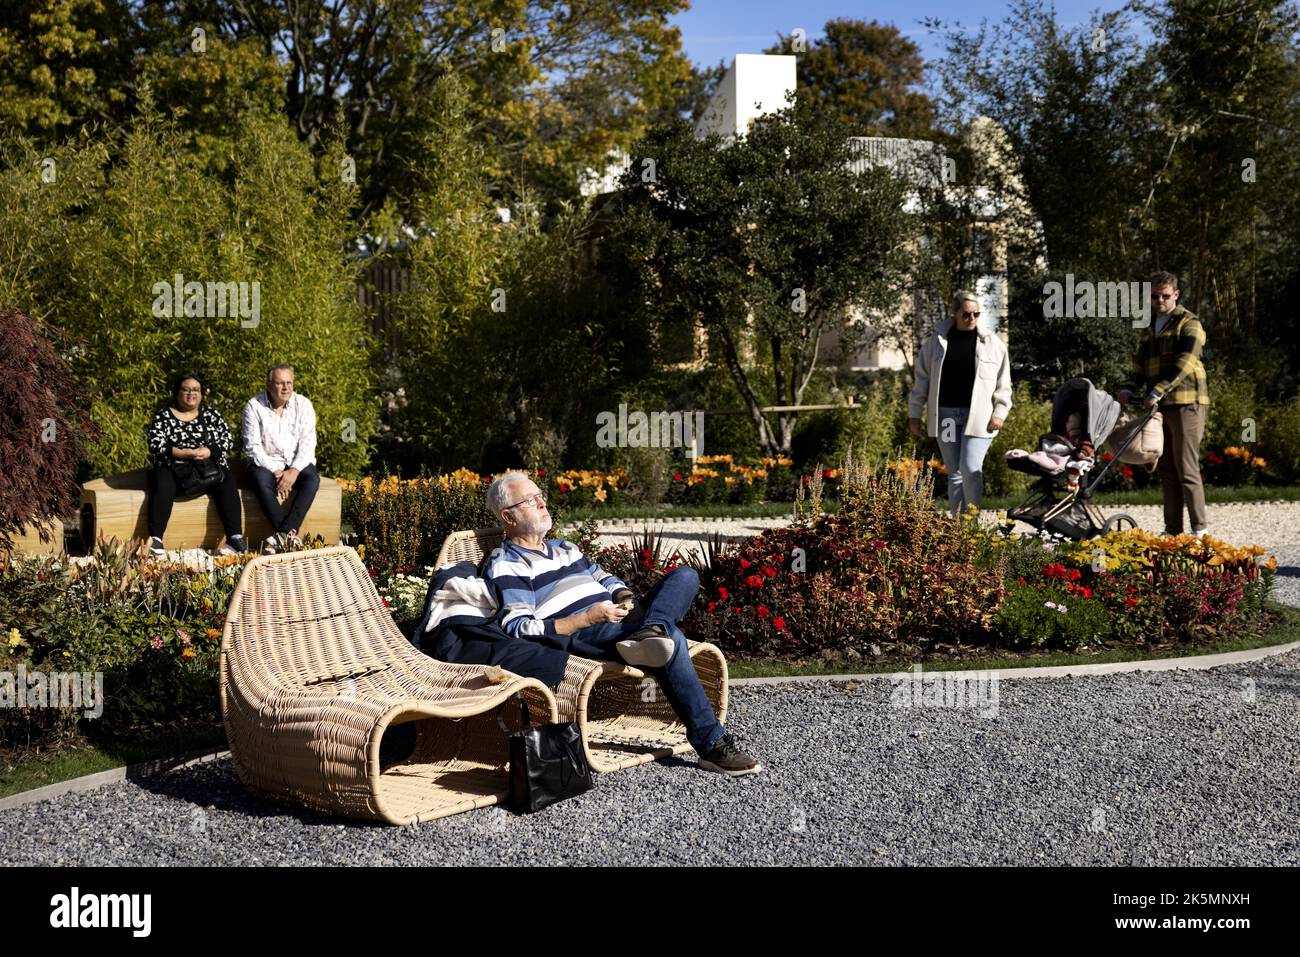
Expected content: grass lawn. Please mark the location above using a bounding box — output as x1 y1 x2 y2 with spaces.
0 723 226 800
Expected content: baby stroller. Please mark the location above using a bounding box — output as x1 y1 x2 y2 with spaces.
1003 378 1161 540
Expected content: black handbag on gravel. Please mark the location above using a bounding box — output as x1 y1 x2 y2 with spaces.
501 695 592 813
169 424 225 495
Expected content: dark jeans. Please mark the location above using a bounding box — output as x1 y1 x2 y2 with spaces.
146 466 242 539
565 567 726 755
248 464 320 534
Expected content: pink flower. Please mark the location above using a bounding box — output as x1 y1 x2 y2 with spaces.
150 636 164 650
177 629 192 646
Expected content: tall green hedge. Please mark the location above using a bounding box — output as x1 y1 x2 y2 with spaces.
0 92 376 477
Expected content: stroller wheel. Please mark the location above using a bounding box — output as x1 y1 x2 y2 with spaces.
1101 513 1138 534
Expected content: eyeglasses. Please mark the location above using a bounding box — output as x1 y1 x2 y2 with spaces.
1150 293 1176 301
504 492 547 511
961 310 981 318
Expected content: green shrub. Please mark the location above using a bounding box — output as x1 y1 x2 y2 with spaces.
830 383 910 467
0 98 377 478
1261 397 1300 482
341 474 500 577
1204 364 1260 452
993 579 1111 650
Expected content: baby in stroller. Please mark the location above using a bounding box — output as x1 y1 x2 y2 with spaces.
1006 377 1160 489
1006 379 1108 486
1002 378 1163 539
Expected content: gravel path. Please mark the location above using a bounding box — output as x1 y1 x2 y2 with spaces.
3 646 1299 865
5 502 1298 865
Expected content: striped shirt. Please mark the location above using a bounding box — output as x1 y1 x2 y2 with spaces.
484 539 629 640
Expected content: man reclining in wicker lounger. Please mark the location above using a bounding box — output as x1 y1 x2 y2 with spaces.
481 473 761 777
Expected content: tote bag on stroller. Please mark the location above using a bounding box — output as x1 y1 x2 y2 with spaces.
1106 409 1163 466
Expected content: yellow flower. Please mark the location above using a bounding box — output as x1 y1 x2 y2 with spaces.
181 647 196 659
6 628 24 649
593 487 608 503
356 543 366 561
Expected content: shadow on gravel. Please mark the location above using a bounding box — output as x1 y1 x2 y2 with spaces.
132 759 386 829
132 752 701 827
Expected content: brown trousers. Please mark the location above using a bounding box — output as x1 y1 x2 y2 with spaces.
1156 403 1209 533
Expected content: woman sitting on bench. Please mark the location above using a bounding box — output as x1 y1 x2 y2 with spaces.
144 371 246 556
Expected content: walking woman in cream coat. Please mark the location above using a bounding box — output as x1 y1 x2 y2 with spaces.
908 290 1014 517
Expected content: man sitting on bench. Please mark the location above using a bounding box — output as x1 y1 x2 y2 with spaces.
482 472 761 777
242 364 320 553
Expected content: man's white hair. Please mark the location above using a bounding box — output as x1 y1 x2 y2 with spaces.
486 472 530 520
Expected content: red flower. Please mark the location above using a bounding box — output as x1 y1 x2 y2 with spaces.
773 617 786 631
756 605 770 618
718 587 729 601
536 469 546 477
1125 597 1138 607
739 558 751 569
745 575 764 590
707 601 716 613
731 606 741 613
674 472 684 482
1018 576 1026 584
762 566 777 577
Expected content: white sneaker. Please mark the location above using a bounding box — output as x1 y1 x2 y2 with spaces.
616 626 676 668
1193 528 1210 538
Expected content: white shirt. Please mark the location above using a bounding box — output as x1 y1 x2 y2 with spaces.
242 392 317 472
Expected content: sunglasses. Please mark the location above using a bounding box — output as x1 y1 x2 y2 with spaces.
961 310 981 318
504 492 547 510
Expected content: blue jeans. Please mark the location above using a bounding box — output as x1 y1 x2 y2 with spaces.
566 567 726 755
248 463 320 533
935 405 993 518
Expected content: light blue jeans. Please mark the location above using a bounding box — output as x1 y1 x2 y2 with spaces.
935 405 994 518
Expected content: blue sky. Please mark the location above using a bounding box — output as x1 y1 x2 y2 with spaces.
671 1 1136 80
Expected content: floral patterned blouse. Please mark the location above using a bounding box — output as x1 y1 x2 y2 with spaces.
146 405 235 469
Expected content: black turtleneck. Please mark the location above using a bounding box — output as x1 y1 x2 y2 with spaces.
938 327 978 407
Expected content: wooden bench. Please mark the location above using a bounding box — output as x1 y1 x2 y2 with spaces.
4 518 69 558
79 467 342 551
434 528 729 776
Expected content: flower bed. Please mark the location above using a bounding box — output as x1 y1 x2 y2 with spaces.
590 459 1278 662
0 540 250 756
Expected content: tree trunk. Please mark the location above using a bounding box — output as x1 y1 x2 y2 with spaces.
714 321 779 455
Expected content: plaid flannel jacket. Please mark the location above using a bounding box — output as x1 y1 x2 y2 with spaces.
1123 306 1210 406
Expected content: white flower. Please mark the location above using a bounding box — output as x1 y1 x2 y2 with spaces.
1044 601 1058 610
1057 605 1068 614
